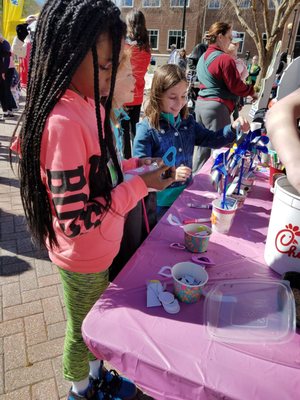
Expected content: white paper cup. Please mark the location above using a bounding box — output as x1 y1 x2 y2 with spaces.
211 198 237 234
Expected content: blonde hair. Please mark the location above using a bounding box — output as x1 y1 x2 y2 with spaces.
111 49 132 124
144 64 188 130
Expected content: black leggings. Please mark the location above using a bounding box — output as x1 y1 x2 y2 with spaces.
0 68 17 113
121 104 142 159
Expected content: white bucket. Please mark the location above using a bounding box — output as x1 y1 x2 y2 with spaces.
264 176 300 275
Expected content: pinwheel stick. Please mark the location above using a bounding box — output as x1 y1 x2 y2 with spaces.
237 157 245 195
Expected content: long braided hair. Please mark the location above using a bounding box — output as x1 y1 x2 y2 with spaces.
20 0 126 249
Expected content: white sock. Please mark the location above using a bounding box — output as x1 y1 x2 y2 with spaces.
89 359 101 379
72 377 90 395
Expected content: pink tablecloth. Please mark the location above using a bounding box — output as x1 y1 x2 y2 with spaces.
82 167 300 400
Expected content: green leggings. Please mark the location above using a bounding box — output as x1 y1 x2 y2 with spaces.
59 268 109 382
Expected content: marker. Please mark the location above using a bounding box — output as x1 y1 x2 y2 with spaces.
187 203 212 210
183 218 211 225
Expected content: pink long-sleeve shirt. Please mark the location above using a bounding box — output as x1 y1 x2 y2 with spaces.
40 89 148 273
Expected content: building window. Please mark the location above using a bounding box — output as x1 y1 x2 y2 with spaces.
148 29 159 50
168 30 186 49
170 0 190 6
142 0 161 7
268 0 282 9
120 0 134 6
235 32 245 54
208 0 220 9
238 0 250 8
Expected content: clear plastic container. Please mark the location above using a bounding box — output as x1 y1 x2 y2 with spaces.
204 279 296 344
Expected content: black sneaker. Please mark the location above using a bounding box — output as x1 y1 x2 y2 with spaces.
91 361 137 400
67 381 114 400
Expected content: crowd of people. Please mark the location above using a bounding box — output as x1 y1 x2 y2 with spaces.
2 0 299 399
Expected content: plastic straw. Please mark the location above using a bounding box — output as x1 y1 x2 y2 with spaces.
237 157 245 195
221 174 228 209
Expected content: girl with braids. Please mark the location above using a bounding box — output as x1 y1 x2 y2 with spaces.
18 1 174 399
121 8 151 159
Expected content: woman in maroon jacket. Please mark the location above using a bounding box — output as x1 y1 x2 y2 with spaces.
122 9 151 159
193 22 256 172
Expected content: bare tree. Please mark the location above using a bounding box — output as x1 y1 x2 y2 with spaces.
220 0 298 82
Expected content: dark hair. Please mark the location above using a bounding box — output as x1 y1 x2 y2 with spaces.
206 22 232 44
126 8 150 52
16 23 29 42
19 0 126 249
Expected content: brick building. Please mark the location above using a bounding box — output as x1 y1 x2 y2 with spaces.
117 0 299 63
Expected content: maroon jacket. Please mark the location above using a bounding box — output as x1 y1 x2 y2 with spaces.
125 42 151 107
197 44 254 113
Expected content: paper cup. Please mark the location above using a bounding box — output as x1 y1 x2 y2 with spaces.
183 224 212 253
211 198 237 234
172 262 209 303
241 177 255 193
231 190 247 209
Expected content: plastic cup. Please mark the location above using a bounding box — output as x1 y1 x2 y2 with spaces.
183 224 212 253
231 189 247 209
211 198 237 234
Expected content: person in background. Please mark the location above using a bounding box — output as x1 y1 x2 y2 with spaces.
0 33 16 119
271 51 288 99
227 33 249 119
177 48 187 72
193 22 255 173
266 88 300 194
187 40 208 71
133 64 250 219
227 33 248 82
12 15 37 88
168 43 179 65
109 53 148 281
121 8 151 159
16 1 174 399
246 55 261 86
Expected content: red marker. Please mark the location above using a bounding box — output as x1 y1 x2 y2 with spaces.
183 218 211 225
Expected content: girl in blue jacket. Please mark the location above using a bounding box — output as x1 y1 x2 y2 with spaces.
133 64 249 217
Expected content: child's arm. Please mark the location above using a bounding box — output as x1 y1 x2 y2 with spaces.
41 117 149 238
194 117 249 149
266 89 300 193
194 120 235 149
122 158 139 171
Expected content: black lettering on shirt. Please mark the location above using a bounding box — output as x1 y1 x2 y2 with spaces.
47 166 86 194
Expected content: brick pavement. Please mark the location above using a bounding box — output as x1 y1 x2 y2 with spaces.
0 100 70 399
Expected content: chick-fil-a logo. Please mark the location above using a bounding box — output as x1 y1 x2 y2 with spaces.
275 224 300 258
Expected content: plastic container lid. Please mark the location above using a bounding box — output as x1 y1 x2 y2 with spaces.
204 279 296 344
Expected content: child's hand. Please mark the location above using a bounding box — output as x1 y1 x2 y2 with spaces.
140 164 175 190
232 117 250 133
138 157 162 167
175 165 192 182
